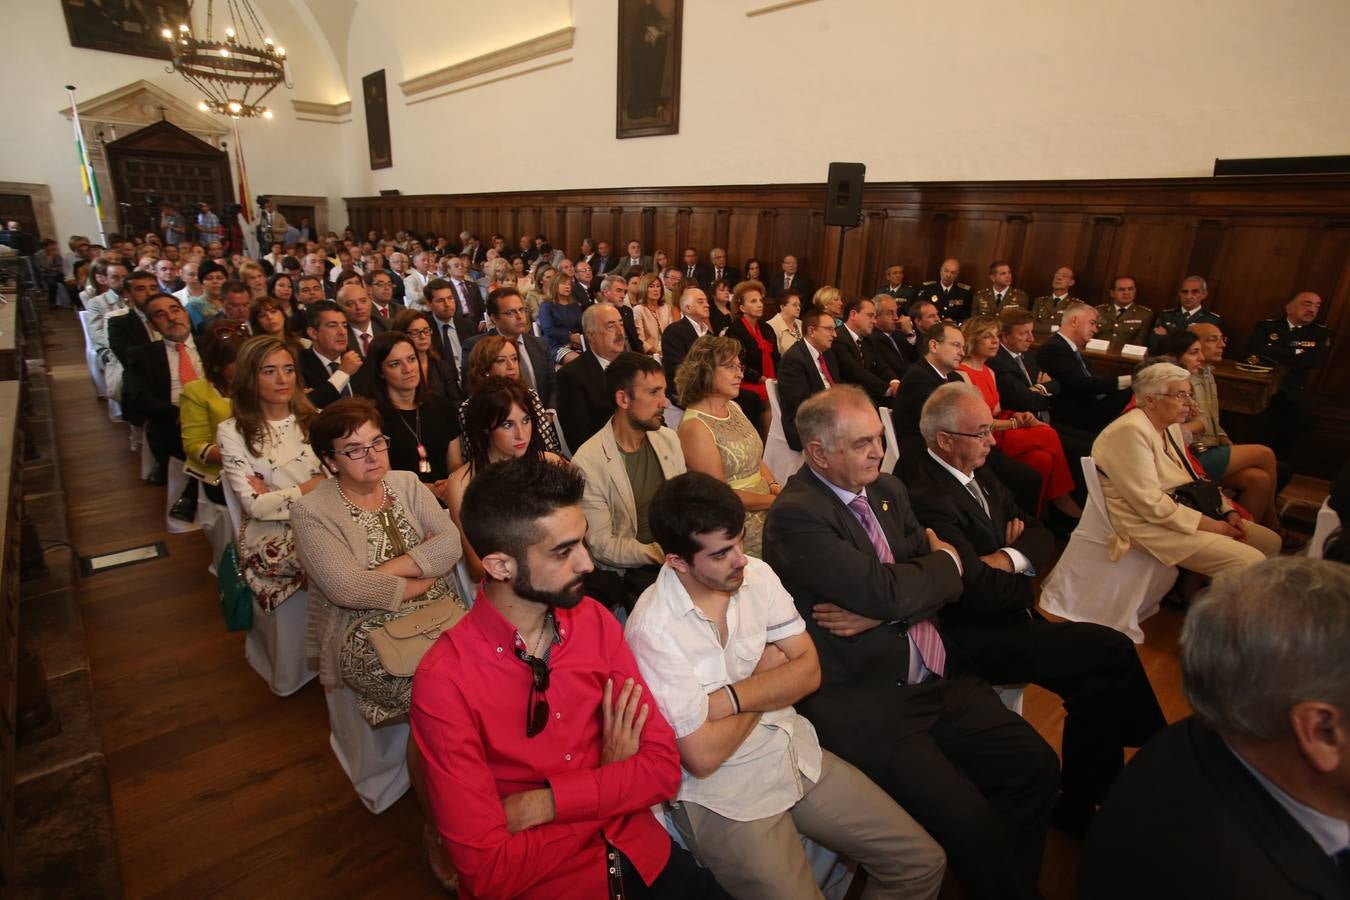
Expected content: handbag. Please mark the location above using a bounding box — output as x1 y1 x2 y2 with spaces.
1165 430 1226 520
217 541 254 631
368 598 467 677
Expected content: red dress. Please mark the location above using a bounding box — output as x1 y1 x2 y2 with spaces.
960 362 1075 513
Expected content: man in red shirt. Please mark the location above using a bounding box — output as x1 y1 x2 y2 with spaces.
411 458 730 899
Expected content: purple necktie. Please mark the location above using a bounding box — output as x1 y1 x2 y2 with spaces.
848 495 946 676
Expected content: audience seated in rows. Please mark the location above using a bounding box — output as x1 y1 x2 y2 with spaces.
461 333 561 457
556 303 627 452
775 307 839 453
363 331 461 502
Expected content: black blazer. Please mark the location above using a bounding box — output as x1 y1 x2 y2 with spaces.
775 340 839 451
1079 717 1350 900
591 254 621 282
894 361 962 482
123 341 180 458
107 309 154 368
555 352 614 452
617 304 641 357
300 347 348 408
1034 333 1127 431
989 344 1055 415
908 454 1056 629
346 317 386 358
370 299 406 323
661 318 702 401
868 329 918 377
725 316 780 387
705 266 740 290
763 468 964 771
768 272 814 302
834 326 899 403
448 279 484 341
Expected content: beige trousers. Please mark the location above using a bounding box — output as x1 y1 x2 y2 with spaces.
1175 521 1281 577
670 749 945 900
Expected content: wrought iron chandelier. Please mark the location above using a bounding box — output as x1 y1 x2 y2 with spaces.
163 0 291 119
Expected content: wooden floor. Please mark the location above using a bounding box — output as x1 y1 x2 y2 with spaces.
43 309 1200 899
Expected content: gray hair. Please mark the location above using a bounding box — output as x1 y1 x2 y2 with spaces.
871 293 896 309
796 384 873 452
1132 362 1189 400
581 301 618 335
335 281 367 304
1059 300 1094 325
919 382 984 446
1182 557 1350 742
678 287 706 314
1181 274 1208 292
601 273 627 295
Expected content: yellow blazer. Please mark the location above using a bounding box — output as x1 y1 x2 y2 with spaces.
1091 408 1231 565
179 379 233 485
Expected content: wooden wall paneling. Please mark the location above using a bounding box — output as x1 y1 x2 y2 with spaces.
674 207 692 255
996 213 1033 275
1079 215 1122 302
1305 223 1350 397
714 208 731 250
1184 218 1228 285
1018 213 1092 298
641 207 657 253
1207 222 1309 351
550 207 567 249
923 212 954 280
726 209 759 268
754 209 778 270
564 206 589 255
806 210 828 291
686 207 718 261
651 208 680 261
943 213 1004 289
614 208 640 248
518 207 541 243
861 211 888 291
875 212 930 290
1102 216 1197 310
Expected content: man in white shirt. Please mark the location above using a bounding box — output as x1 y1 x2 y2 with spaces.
404 251 434 309
301 301 362 408
627 472 946 899
172 260 204 307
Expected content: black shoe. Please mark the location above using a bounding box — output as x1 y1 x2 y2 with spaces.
168 496 197 523
1050 793 1097 839
145 465 167 486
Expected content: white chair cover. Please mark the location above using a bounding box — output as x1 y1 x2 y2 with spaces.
1307 498 1341 560
663 405 683 430
880 406 900 475
325 687 411 814
995 684 1026 716
164 457 201 534
76 309 108 398
763 379 803 485
197 497 232 575
1038 458 1178 643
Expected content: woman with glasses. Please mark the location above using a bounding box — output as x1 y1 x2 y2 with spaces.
389 308 462 407
217 336 324 697
959 316 1080 519
360 332 461 503
460 335 561 456
1092 362 1280 578
766 289 803 356
444 377 565 581
290 396 465 885
674 336 780 557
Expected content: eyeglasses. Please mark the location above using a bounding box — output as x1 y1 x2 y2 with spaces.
526 656 550 737
1161 391 1195 402
943 427 994 440
720 361 745 374
404 327 432 338
331 435 391 460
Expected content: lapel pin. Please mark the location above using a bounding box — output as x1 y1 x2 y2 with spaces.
881 500 890 512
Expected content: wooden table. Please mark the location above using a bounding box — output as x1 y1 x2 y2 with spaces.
1077 349 1281 415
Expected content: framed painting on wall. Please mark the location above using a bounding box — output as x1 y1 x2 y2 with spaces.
616 0 682 139
61 0 190 60
363 70 393 170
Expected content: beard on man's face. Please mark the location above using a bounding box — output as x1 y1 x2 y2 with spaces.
512 558 585 609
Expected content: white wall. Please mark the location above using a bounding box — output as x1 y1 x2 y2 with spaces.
6 0 1349 240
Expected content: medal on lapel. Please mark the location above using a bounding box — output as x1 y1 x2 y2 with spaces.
881 500 890 512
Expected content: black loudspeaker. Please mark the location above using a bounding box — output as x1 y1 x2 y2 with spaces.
379 189 401 197
824 162 865 227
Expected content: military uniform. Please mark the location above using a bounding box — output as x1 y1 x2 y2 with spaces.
919 280 973 322
877 282 917 304
1245 316 1332 452
1094 302 1155 347
1030 293 1080 335
972 287 1029 319
1148 306 1223 350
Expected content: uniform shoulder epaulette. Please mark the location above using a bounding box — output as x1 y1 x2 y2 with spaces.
921 280 937 287
957 283 970 290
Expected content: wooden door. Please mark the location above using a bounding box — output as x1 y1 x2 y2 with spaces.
106 121 232 240
0 196 38 237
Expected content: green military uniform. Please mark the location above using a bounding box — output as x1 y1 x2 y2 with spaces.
1030 293 1080 335
972 287 1029 318
877 283 917 304
1148 306 1223 350
918 280 972 322
1094 302 1155 348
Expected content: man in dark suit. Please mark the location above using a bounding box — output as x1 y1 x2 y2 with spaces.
571 260 595 307
1246 291 1331 454
445 255 485 341
869 293 920 374
620 239 654 275
337 281 385 358
991 307 1095 479
1079 558 1350 900
706 247 739 289
594 273 642 353
556 303 628 452
107 271 158 367
201 280 254 339
125 294 205 519
463 287 556 406
680 247 711 292
425 277 466 377
590 240 620 286
1035 301 1132 433
835 297 901 404
300 301 363 408
775 307 840 451
763 386 1059 900
909 383 1164 834
916 257 973 323
661 287 711 402
896 323 1043 513
766 254 814 303
365 269 405 322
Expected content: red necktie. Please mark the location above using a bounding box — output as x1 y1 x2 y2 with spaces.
379 305 388 318
360 332 371 356
817 354 834 385
848 496 946 675
176 342 199 384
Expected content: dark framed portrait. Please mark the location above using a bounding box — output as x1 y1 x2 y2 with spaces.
616 0 682 139
61 0 190 60
363 69 393 171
